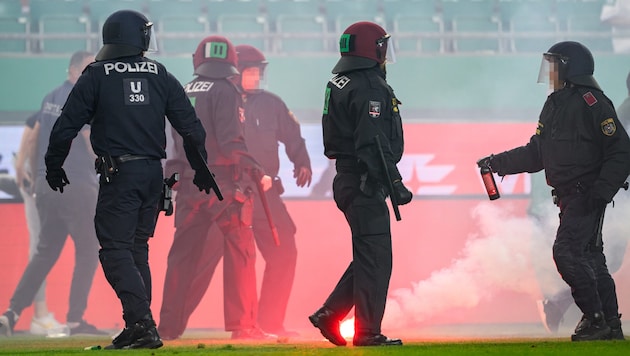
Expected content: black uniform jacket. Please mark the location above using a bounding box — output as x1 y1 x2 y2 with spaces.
322 66 404 184
166 76 260 181
493 86 630 203
46 55 206 170
242 91 311 177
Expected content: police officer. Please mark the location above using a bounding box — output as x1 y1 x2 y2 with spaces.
478 41 630 341
158 36 274 341
233 44 312 336
308 21 412 347
0 51 104 337
40 10 211 349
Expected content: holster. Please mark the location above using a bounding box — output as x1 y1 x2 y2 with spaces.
359 172 383 197
273 176 284 195
160 173 179 216
95 155 119 184
233 186 254 226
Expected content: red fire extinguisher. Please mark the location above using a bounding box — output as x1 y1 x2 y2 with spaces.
480 165 500 200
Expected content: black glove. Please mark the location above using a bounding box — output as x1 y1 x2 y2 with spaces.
393 180 412 205
46 168 70 193
476 154 495 171
193 169 214 194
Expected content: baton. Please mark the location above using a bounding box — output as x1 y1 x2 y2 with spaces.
251 169 280 246
192 147 223 201
183 134 223 200
375 135 401 221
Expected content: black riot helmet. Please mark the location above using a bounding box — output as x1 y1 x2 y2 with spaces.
538 41 600 90
96 10 157 61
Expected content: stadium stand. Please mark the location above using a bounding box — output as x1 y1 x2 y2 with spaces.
149 0 210 55
0 0 30 53
443 0 502 53
0 0 620 55
30 0 92 53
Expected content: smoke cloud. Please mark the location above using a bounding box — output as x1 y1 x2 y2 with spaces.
383 197 630 330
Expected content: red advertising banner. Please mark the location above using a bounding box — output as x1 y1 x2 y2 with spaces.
3 122 628 337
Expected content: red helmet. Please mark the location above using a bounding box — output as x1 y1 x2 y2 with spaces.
332 21 391 74
192 35 238 78
235 44 268 74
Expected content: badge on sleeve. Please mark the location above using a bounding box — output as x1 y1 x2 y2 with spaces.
369 101 381 118
392 98 399 113
601 118 616 136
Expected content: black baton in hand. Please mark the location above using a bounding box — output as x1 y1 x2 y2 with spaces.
375 135 401 221
193 148 223 201
250 169 280 246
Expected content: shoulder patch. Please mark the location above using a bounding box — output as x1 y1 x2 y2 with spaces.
583 91 598 106
601 118 616 136
369 101 381 118
330 75 351 89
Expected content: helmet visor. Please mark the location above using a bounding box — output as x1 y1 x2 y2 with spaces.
241 66 266 92
145 22 158 53
378 34 396 64
537 53 565 89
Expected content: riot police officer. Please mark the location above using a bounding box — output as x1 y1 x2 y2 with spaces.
158 35 274 341
478 41 630 341
308 21 412 347
235 44 312 336
41 10 211 349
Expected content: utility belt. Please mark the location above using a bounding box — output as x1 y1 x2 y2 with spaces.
115 154 154 164
335 158 364 174
336 158 385 196
551 181 589 205
201 165 259 185
95 154 156 183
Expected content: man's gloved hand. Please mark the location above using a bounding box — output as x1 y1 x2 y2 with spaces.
46 168 69 193
294 166 312 187
193 169 214 194
476 154 495 171
393 180 412 205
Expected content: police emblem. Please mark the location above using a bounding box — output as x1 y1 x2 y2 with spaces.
601 118 616 136
369 101 381 118
392 98 399 113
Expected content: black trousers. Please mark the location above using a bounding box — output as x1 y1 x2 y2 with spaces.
10 179 99 322
553 193 619 319
158 176 258 338
323 172 392 336
252 187 297 333
95 159 163 327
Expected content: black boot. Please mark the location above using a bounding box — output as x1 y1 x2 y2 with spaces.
308 306 346 346
571 312 611 341
607 314 625 340
353 333 403 346
105 316 163 349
